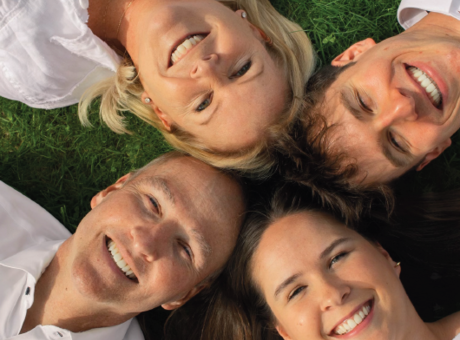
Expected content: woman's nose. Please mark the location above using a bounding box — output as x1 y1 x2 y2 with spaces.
318 278 351 311
190 54 221 79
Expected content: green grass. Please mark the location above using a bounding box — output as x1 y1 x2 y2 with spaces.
0 100 172 230
1 0 459 323
2 0 458 230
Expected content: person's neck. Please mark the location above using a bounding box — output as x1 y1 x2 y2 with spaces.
87 0 132 52
407 12 460 40
20 238 135 334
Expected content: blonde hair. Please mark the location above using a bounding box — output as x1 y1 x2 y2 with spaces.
79 0 315 176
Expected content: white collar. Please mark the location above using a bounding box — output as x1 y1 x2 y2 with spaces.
0 240 64 281
398 0 460 29
0 240 139 340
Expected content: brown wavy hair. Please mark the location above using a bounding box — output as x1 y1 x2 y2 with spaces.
161 184 460 340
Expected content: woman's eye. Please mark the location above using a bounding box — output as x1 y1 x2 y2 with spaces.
196 93 213 112
288 286 306 301
232 61 252 78
329 252 349 268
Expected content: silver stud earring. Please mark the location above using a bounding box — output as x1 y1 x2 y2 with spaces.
241 11 247 19
144 97 151 104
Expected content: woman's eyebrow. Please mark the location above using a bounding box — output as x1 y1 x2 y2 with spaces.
238 63 264 85
319 237 350 260
274 273 302 300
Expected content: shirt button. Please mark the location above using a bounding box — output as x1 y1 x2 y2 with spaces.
79 0 89 9
25 287 31 295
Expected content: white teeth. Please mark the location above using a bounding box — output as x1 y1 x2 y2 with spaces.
336 325 347 334
334 303 372 335
170 35 205 65
347 319 357 329
107 240 137 280
408 66 442 107
354 313 363 324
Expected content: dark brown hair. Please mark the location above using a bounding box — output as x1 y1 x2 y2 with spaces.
276 63 394 224
163 184 460 340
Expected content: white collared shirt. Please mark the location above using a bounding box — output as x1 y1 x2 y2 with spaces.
398 0 460 29
0 181 143 340
0 0 121 109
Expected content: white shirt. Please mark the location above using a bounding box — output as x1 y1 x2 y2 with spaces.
0 0 121 109
398 0 460 29
0 181 144 340
454 334 460 340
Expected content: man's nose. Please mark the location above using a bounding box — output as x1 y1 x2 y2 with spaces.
190 54 222 80
130 222 174 263
318 277 351 311
377 89 417 128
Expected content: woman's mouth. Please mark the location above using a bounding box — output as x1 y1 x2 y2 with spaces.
106 238 138 281
331 300 373 336
407 66 443 109
170 34 207 65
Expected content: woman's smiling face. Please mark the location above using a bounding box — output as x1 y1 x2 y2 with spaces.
252 211 411 340
128 0 288 151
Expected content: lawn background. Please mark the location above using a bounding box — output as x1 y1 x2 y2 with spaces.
1 0 459 326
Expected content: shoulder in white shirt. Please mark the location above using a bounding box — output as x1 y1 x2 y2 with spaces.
0 181 143 340
0 0 121 109
398 0 460 29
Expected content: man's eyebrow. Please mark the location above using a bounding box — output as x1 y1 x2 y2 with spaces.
340 89 364 121
136 176 175 204
377 135 414 168
274 273 302 299
191 228 212 260
319 237 350 260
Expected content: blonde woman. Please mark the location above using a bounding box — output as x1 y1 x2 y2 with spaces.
1 0 315 174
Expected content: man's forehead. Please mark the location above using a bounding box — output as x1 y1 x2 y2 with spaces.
141 156 242 216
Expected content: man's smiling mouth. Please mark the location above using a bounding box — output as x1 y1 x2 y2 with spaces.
331 300 372 336
170 34 207 65
107 238 138 281
407 66 443 108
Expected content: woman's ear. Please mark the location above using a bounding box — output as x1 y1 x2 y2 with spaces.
233 9 270 44
141 91 173 131
90 173 132 208
331 38 376 66
375 243 401 278
276 323 293 340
